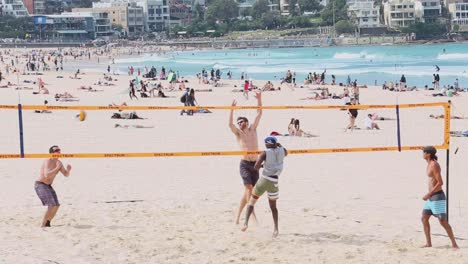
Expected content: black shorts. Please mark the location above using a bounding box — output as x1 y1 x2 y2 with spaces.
239 160 259 186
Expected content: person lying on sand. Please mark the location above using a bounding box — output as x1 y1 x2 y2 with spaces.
111 111 145 119
369 113 396 121
429 114 465 120
34 100 52 113
450 131 468 137
114 124 154 129
300 92 328 100
78 86 103 92
55 92 75 99
195 89 213 92
109 102 128 107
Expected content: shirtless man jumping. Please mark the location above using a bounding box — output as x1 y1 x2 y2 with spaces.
229 91 262 224
34 145 72 227
421 146 458 249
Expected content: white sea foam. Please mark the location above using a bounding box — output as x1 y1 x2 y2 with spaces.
436 53 468 60
333 52 382 60
114 56 170 64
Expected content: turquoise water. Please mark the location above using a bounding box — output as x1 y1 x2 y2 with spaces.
115 43 468 88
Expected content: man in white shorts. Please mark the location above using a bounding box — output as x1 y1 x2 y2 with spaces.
241 136 287 237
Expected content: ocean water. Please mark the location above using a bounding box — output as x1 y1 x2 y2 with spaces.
115 43 468 88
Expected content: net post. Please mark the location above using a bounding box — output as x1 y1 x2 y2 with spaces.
17 103 25 158
446 148 450 223
395 104 401 152
446 100 451 222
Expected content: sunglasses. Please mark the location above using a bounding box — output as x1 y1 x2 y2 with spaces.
237 121 245 125
53 148 61 153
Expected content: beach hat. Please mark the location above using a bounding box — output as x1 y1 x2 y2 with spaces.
264 136 277 144
422 146 437 155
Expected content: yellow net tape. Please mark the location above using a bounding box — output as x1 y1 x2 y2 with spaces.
0 102 450 159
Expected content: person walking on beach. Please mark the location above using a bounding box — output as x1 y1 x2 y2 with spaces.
243 80 249 100
229 91 262 225
345 98 358 132
129 79 138 100
421 146 458 249
241 136 287 237
34 145 72 227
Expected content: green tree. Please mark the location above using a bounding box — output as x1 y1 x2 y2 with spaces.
320 0 348 25
261 10 282 29
298 0 321 13
401 22 447 39
205 0 239 24
252 0 270 19
452 24 460 32
194 3 205 22
289 0 298 16
335 20 355 34
0 15 34 38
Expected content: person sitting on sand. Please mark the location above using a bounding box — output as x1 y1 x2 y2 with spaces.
262 81 275 91
291 119 318 137
33 87 49 94
364 114 380 130
288 118 296 135
114 124 154 129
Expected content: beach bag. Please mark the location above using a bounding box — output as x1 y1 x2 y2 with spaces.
180 93 187 103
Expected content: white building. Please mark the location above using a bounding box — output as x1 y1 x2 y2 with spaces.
449 2 468 31
0 0 29 16
384 0 423 27
347 0 381 28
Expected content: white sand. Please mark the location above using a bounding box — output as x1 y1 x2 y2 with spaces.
0 56 468 263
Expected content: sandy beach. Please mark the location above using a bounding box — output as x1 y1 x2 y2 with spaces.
0 48 467 264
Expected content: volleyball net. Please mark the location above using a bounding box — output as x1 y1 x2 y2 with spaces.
0 102 451 159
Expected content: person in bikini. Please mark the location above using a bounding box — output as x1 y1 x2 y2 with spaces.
241 136 287 237
229 91 262 224
345 98 358 131
34 145 72 227
420 146 458 249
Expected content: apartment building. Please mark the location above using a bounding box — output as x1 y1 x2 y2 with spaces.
74 1 145 37
1 0 29 16
33 0 62 15
449 2 468 31
347 0 381 28
147 0 170 32
384 0 423 27
418 0 441 23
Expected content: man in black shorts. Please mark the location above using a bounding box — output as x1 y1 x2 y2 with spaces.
229 91 263 224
